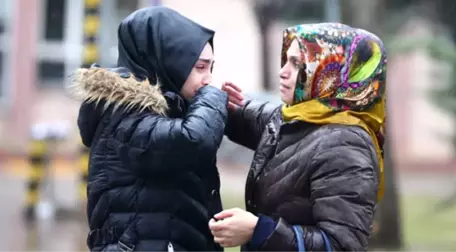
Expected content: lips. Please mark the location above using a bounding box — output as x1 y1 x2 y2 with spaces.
279 85 290 93
280 84 291 90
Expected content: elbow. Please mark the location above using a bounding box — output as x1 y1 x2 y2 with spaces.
195 135 220 156
181 122 225 155
317 217 372 251
181 130 221 157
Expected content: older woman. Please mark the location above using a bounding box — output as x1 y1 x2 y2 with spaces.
210 23 386 251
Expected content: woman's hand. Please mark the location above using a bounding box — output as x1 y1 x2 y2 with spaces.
208 208 258 247
221 82 244 111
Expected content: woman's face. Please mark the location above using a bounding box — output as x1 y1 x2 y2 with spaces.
279 39 302 105
180 42 214 100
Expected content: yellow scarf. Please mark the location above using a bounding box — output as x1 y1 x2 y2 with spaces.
282 98 385 201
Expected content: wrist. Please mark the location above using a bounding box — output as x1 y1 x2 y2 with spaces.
248 215 259 237
248 214 277 249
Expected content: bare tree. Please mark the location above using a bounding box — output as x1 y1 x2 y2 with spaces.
343 0 403 249
252 0 283 91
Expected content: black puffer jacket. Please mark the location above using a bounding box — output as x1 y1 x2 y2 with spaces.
226 100 380 251
74 67 227 251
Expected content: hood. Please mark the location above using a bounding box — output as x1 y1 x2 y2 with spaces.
68 67 168 146
117 6 215 94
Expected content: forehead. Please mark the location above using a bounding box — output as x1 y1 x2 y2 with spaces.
286 39 301 55
199 42 214 59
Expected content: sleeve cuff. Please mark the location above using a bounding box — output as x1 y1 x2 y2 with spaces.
249 214 277 250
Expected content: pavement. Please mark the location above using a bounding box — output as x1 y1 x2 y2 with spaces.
0 172 87 251
0 157 455 251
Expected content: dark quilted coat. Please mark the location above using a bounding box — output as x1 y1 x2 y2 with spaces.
225 100 380 251
72 6 228 252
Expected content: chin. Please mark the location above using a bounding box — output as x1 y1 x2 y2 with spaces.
280 96 292 105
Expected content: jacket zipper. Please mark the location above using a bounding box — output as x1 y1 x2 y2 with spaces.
167 242 174 252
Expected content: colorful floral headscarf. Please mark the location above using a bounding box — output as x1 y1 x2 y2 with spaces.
281 23 386 201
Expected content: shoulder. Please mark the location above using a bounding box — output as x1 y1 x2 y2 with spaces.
299 124 378 172
113 109 169 141
310 124 375 152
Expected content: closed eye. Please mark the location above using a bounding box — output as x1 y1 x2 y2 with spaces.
288 56 302 68
195 58 214 71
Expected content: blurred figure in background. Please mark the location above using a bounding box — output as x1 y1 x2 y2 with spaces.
69 6 228 252
209 23 386 251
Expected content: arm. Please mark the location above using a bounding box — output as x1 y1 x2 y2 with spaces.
113 85 228 172
259 128 379 251
225 100 279 150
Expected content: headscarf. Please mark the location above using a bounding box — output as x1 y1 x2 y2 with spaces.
117 6 214 94
281 23 386 201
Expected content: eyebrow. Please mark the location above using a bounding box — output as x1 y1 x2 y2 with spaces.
198 58 214 64
288 55 301 62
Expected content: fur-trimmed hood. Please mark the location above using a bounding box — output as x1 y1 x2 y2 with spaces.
68 67 169 147
68 67 168 115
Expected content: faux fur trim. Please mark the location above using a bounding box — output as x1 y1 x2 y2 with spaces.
67 68 168 115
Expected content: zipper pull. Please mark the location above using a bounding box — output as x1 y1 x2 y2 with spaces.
167 242 174 252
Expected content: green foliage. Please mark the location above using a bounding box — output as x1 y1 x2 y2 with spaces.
388 34 456 148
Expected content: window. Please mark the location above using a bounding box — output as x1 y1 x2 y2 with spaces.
44 0 66 41
0 21 4 96
38 61 65 81
117 0 138 16
0 51 3 97
0 0 13 98
279 0 325 23
38 0 67 88
101 0 138 67
0 21 4 34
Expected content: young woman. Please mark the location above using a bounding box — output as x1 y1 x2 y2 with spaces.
70 6 228 251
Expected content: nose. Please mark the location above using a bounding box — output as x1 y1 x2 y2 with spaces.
202 74 212 86
279 65 289 79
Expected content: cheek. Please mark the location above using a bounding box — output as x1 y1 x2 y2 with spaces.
282 89 294 105
290 69 299 89
184 73 199 90
287 88 294 100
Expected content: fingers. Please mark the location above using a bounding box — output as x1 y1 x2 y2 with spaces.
208 218 217 227
214 209 236 220
228 94 244 107
214 236 228 247
222 82 244 107
224 85 244 101
223 82 242 92
208 218 224 232
214 236 226 248
213 231 233 248
227 102 238 111
210 219 229 247
210 208 243 248
225 88 244 106
210 225 226 237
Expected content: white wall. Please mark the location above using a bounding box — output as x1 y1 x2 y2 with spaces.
159 0 262 92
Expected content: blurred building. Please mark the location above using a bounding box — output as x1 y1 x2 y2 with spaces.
0 0 454 173
0 0 265 155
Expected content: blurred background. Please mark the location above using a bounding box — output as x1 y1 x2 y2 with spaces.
0 0 456 250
